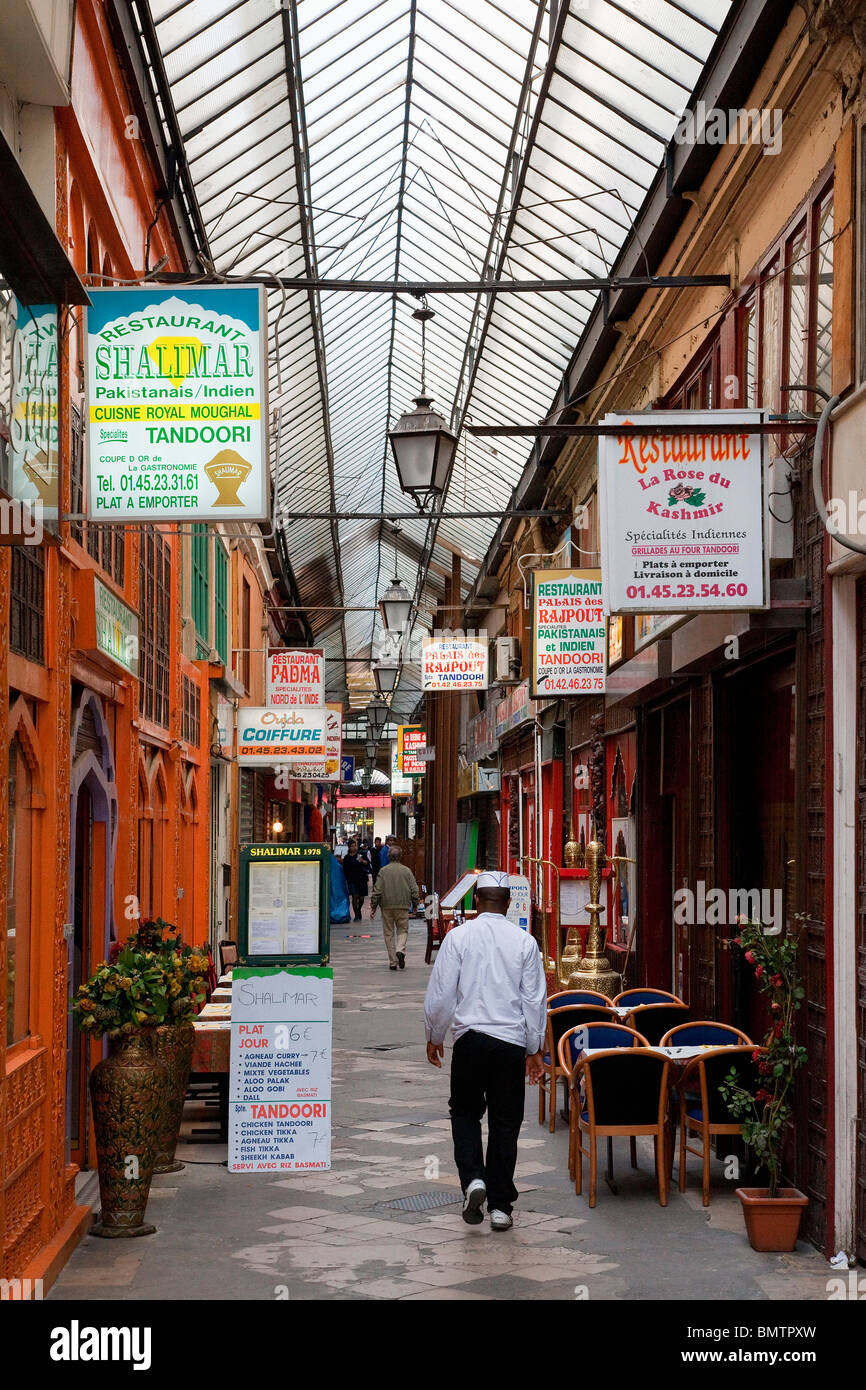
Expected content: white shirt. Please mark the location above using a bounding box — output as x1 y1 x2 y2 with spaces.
423 912 547 1055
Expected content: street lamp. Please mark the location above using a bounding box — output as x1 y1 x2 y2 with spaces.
366 697 388 740
388 304 457 509
373 656 400 694
378 575 412 631
365 739 377 761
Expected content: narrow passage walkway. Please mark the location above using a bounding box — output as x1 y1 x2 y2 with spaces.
50 923 832 1301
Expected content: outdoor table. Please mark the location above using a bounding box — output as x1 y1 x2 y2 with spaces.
191 1012 231 1138
210 987 232 1003
574 1044 740 1192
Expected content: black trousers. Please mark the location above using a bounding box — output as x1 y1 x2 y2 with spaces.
449 1029 526 1215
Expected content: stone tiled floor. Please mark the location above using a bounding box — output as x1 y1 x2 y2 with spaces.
50 920 835 1301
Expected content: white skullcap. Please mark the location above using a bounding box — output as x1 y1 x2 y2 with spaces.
476 870 510 889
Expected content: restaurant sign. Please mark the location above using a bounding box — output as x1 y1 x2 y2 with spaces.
391 741 412 794
267 647 324 708
530 568 606 698
598 410 767 613
85 285 268 521
421 636 488 691
495 680 537 740
237 707 327 766
398 724 427 776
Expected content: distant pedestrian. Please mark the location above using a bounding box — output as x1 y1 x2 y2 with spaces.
370 845 419 971
423 871 546 1231
334 835 349 861
343 838 371 922
371 836 385 878
380 837 391 868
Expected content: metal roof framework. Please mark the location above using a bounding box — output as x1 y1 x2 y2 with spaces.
135 0 731 717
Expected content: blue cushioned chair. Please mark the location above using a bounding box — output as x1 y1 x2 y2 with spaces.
622 1002 689 1046
539 1005 617 1131
660 1021 752 1048
557 1022 649 1180
568 1049 673 1207
548 989 613 1008
613 988 683 1007
678 1046 762 1205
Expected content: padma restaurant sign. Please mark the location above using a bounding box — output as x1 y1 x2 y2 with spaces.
422 636 488 691
267 648 325 708
85 286 267 521
531 568 605 698
598 410 767 613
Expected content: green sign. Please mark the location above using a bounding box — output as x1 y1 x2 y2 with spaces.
94 576 139 675
239 843 331 967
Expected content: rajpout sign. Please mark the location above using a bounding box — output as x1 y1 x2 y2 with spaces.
85 286 268 521
422 636 488 691
598 409 768 613
531 568 606 698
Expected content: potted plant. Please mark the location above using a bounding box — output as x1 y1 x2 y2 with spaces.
72 946 171 1237
720 915 809 1251
134 920 209 1173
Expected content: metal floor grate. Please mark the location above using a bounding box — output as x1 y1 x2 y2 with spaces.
382 1191 460 1212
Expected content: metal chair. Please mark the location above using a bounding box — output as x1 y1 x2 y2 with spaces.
539 1005 617 1131
660 1020 752 1047
568 1049 673 1207
623 1002 689 1045
548 989 613 1008
678 1046 762 1205
613 988 683 1007
557 1023 649 1180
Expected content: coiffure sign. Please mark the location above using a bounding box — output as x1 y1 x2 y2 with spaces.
598 410 768 614
237 707 327 765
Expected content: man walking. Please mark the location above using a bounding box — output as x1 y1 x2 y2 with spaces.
423 871 546 1231
370 844 419 971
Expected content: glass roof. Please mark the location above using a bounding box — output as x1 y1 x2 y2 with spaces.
138 0 731 716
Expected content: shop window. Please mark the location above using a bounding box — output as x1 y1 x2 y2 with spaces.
7 735 34 1045
240 575 251 691
69 403 85 545
139 529 171 727
182 674 200 748
191 523 209 645
664 335 720 411
214 538 228 664
734 177 833 415
10 542 44 663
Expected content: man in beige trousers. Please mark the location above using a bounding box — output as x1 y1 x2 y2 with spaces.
370 844 420 971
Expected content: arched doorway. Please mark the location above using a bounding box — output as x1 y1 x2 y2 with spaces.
67 691 118 1168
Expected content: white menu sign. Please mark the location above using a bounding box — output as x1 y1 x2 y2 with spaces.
229 965 332 1173
598 410 767 613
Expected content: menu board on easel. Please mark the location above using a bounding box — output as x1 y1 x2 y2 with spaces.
239 844 331 966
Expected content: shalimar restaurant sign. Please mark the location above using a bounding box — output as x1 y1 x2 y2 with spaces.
531 568 605 698
85 286 268 521
94 577 139 675
598 410 767 613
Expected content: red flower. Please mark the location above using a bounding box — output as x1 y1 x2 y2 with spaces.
744 950 755 964
734 937 742 947
771 974 783 988
752 1050 761 1062
758 1060 772 1074
770 1002 781 1014
773 1021 784 1038
755 1088 772 1103
754 965 765 979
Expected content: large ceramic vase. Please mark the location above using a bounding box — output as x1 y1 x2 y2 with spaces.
89 1030 167 1238
153 1021 195 1174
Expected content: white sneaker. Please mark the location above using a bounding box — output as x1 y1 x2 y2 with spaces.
461 1178 486 1225
489 1209 513 1231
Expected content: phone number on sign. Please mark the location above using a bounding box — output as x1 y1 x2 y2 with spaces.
538 676 605 691
626 582 748 600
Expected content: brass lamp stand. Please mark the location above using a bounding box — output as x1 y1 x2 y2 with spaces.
565 837 634 996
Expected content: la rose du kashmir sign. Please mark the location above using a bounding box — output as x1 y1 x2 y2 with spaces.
85 286 267 521
598 410 768 613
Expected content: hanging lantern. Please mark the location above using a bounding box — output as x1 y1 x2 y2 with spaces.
366 697 388 739
388 304 457 509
